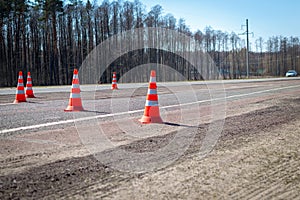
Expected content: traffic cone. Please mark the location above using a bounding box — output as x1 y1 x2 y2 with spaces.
25 72 36 98
139 70 163 124
111 72 118 90
13 71 27 103
64 69 84 111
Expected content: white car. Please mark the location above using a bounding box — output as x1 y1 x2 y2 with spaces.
285 70 298 77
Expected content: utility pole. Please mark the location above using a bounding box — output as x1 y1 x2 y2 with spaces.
239 19 253 78
246 19 249 78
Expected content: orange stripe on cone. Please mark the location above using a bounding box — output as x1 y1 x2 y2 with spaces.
25 72 36 98
13 71 27 103
139 70 163 124
64 69 84 112
111 72 118 90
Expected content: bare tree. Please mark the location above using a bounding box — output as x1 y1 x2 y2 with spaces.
0 0 299 87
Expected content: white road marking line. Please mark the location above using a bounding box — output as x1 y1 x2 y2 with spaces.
0 84 299 134
225 84 299 99
0 103 16 106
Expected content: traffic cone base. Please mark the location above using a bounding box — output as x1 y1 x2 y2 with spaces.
13 90 26 103
64 98 83 111
13 99 26 104
139 106 163 124
64 106 84 112
26 92 36 98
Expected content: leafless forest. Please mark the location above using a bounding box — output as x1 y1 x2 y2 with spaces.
0 0 299 86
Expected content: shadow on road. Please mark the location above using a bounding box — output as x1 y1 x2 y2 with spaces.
27 101 43 104
164 122 198 128
83 110 110 115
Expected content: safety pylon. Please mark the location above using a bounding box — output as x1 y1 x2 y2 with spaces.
25 72 36 98
139 70 163 124
64 69 84 111
13 71 27 103
111 72 118 90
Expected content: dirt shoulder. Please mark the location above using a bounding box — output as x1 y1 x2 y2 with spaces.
0 96 300 199
108 98 300 200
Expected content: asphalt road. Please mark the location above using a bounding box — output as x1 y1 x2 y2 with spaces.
1 77 300 199
0 77 299 136
0 77 299 94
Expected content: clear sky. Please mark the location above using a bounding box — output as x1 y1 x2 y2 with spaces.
140 0 300 49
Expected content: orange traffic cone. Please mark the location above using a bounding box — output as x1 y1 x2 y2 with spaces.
111 72 118 90
139 70 163 124
64 69 84 112
25 72 36 98
13 71 27 103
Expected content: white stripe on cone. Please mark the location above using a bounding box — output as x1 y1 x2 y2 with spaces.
70 93 81 98
145 100 159 106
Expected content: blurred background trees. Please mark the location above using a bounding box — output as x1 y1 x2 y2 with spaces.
0 0 299 86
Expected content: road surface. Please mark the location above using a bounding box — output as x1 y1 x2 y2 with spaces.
0 77 300 199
